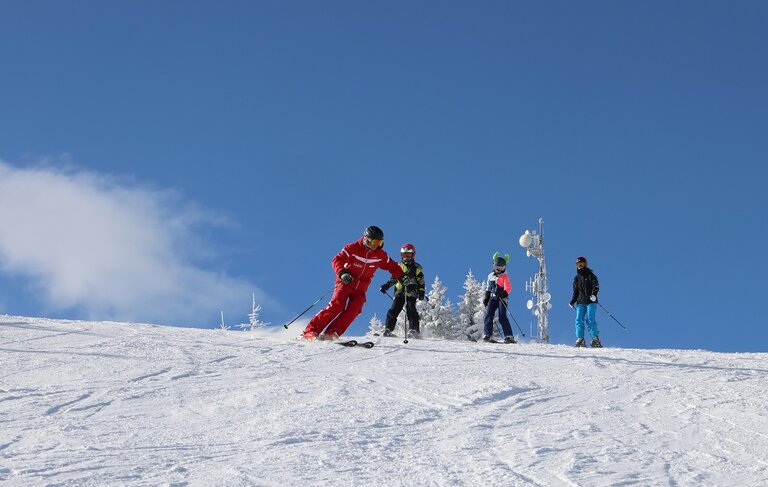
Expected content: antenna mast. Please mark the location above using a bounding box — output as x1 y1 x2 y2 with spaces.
519 218 551 343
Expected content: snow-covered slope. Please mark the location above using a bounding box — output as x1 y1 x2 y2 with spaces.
2 315 767 486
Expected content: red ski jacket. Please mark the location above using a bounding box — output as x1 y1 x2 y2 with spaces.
485 272 512 297
496 273 512 294
332 238 404 292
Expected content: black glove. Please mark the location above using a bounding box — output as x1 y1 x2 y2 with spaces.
418 291 425 300
569 300 575 309
483 291 490 307
496 289 508 300
380 282 391 294
339 270 353 284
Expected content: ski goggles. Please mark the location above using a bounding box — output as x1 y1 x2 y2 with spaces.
365 237 384 249
576 261 586 267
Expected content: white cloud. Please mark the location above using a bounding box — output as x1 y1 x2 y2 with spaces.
0 160 264 326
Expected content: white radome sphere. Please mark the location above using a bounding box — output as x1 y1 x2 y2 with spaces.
519 231 532 248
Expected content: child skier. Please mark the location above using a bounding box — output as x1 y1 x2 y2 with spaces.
380 243 426 338
482 252 516 343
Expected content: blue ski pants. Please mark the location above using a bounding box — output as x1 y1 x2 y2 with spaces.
484 298 513 338
574 303 599 339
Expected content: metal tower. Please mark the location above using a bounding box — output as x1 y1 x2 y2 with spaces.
519 218 551 343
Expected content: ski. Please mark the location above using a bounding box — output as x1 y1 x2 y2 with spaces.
374 332 420 340
296 336 375 348
338 340 375 348
482 338 516 344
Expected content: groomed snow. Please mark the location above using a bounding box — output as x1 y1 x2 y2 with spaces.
1 315 767 486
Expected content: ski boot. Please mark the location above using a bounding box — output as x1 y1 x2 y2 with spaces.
408 330 421 339
504 335 517 344
319 332 339 341
382 329 395 337
482 334 493 342
302 330 319 340
590 337 603 348
574 338 586 347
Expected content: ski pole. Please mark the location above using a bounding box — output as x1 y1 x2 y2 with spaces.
385 290 411 344
283 285 337 329
597 302 628 330
403 302 410 344
501 299 526 337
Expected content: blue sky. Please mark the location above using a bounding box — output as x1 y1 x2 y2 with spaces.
1 1 766 352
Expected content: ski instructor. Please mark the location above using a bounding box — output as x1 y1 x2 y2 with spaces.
302 226 404 340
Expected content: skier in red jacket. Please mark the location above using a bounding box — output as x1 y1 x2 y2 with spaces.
482 252 516 343
303 226 404 340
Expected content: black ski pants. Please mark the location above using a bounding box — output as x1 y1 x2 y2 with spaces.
385 294 420 332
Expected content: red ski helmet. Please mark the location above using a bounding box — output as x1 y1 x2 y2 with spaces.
400 243 415 261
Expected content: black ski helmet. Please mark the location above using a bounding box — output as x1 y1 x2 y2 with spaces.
493 256 507 272
364 226 384 240
576 256 587 266
363 226 384 248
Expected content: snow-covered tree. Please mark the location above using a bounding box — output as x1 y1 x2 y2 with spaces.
368 314 385 336
420 276 455 339
456 269 486 341
240 293 269 331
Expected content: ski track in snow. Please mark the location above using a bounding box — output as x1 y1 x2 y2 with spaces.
1 315 768 486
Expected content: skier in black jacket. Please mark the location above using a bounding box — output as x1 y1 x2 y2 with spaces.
380 244 425 338
569 256 602 348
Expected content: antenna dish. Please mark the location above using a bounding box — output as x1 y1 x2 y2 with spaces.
521 219 549 343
